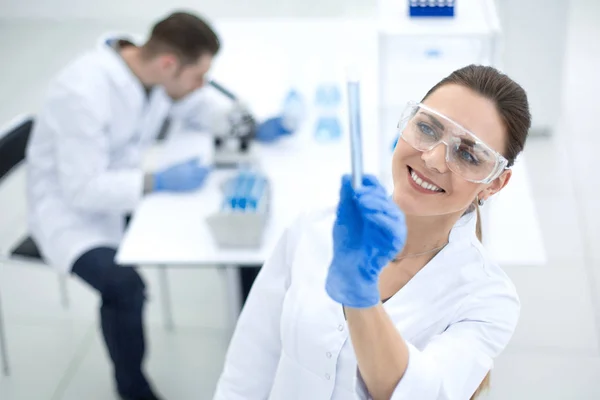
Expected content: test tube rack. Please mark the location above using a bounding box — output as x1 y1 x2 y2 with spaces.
206 170 271 249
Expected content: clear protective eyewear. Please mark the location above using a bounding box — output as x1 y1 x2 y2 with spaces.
397 102 509 184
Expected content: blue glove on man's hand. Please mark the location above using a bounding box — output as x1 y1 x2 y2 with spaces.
153 158 211 193
255 116 293 143
325 174 407 308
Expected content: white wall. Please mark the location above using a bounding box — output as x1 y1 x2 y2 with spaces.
0 0 569 136
0 0 374 20
0 0 185 20
495 0 570 135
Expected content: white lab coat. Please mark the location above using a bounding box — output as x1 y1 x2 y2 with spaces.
26 36 215 272
213 208 520 400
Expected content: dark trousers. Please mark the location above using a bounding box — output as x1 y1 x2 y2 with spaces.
239 265 262 305
71 247 152 398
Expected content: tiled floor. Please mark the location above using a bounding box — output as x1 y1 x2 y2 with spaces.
1 0 600 399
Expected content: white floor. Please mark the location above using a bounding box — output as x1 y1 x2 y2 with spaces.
1 0 600 399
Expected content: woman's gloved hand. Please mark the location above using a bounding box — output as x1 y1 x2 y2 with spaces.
153 158 211 193
325 174 407 308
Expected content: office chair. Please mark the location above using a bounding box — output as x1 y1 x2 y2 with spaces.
0 115 70 376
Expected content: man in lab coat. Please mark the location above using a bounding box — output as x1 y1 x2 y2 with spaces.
25 11 221 400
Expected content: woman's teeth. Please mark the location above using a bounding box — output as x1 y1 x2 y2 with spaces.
411 170 443 192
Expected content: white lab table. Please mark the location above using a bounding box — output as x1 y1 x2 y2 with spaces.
116 19 382 331
117 132 379 331
116 14 546 333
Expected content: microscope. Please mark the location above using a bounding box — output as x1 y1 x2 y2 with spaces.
204 80 271 249
208 80 258 168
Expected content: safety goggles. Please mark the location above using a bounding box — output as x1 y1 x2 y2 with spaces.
397 102 509 184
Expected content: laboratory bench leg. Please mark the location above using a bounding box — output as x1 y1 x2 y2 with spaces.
58 273 70 309
0 291 9 376
221 266 243 334
158 266 174 332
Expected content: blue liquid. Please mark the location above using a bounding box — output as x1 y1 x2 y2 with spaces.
315 116 342 141
222 171 267 213
314 83 342 142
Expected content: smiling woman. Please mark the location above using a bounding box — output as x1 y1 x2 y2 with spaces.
213 64 531 400
387 65 530 398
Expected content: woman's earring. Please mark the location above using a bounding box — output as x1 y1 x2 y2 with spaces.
478 197 485 207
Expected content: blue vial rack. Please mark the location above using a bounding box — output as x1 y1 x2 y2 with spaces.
206 170 271 249
409 0 455 17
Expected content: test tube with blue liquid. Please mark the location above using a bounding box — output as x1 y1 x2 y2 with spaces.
225 167 266 212
247 176 265 210
234 170 251 211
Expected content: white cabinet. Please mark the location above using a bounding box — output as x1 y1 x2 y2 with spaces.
376 0 505 248
377 0 502 185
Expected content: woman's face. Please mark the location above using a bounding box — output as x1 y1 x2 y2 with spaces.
391 84 512 218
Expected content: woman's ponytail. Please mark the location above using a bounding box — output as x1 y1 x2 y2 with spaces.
475 202 483 242
471 372 491 399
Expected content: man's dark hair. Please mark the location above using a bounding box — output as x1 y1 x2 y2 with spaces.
142 11 220 64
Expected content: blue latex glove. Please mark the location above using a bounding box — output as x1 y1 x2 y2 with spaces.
153 158 211 193
255 116 292 143
325 174 407 308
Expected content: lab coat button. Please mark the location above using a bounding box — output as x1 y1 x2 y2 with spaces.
326 352 332 358
338 324 344 331
325 373 331 380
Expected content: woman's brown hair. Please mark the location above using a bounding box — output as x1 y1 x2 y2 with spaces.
422 65 531 398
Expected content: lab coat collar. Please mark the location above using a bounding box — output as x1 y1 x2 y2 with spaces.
96 35 148 102
379 211 479 342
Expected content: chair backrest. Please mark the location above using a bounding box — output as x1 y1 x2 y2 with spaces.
0 116 34 183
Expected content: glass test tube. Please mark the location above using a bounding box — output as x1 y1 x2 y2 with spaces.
347 75 364 189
